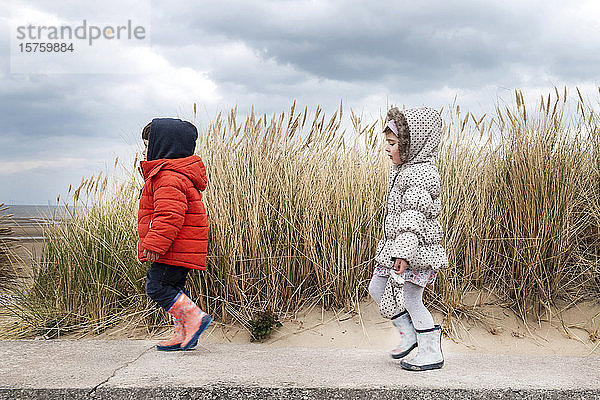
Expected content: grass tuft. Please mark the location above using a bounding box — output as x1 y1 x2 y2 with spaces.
0 204 17 293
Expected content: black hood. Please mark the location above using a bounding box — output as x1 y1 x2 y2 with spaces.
147 118 198 161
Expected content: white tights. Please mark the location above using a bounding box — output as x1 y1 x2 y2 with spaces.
368 274 435 330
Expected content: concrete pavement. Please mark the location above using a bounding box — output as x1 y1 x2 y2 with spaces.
0 340 599 399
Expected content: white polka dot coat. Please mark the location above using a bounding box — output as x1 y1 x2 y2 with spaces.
374 107 449 272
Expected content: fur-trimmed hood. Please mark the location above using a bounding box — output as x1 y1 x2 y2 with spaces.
386 107 442 166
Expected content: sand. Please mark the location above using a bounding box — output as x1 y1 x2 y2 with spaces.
198 301 599 356
87 294 599 357
2 219 46 266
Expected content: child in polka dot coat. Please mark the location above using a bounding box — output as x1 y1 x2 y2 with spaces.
370 106 449 371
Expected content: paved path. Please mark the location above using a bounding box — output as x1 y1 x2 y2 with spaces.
0 340 599 399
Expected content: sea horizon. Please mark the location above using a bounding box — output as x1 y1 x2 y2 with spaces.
0 204 76 222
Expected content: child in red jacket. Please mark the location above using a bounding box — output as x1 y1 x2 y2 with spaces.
138 118 212 351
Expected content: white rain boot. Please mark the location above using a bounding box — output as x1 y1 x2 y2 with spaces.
390 311 417 359
400 325 444 371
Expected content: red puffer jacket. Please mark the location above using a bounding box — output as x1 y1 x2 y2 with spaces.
137 155 209 270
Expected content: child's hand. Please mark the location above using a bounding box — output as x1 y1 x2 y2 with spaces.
143 249 161 262
393 258 407 274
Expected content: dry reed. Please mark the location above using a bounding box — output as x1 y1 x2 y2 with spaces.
3 89 599 338
0 204 16 293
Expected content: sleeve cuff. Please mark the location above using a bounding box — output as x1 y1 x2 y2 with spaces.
141 239 167 255
390 232 419 260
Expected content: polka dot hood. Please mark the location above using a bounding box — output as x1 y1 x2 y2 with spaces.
374 107 449 272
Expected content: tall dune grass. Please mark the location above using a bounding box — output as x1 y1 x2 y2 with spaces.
193 103 385 321
4 89 600 338
437 89 600 321
0 204 17 293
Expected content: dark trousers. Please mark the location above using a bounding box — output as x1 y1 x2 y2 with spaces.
145 262 190 311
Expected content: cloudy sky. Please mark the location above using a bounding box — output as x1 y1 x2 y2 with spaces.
1 0 599 204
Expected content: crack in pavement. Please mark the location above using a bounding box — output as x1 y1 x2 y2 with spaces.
87 344 154 398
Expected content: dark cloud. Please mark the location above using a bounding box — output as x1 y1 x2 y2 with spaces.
148 0 599 92
2 0 600 203
0 84 92 139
